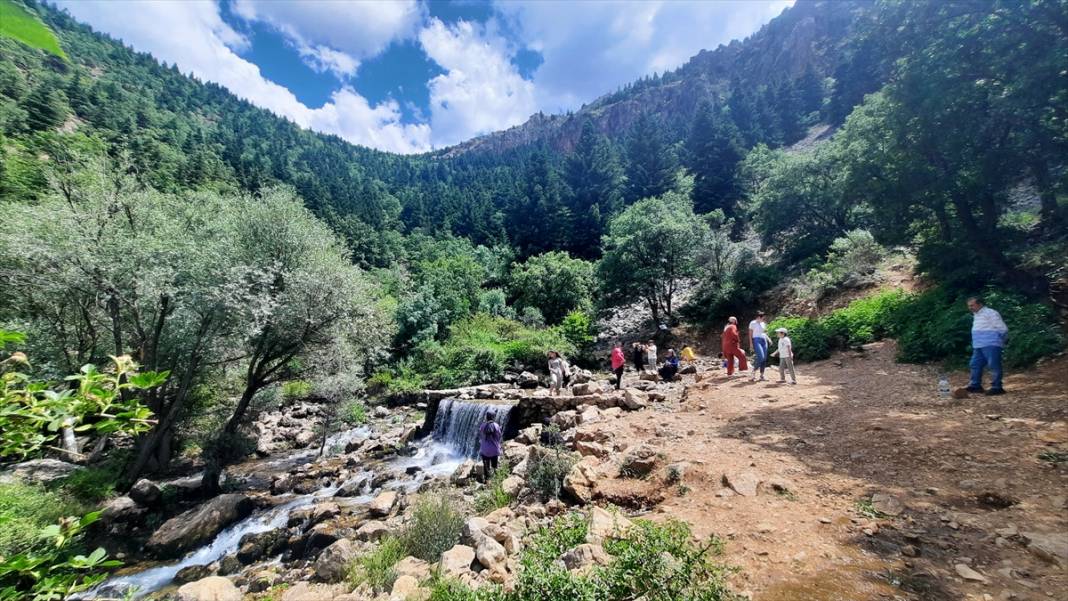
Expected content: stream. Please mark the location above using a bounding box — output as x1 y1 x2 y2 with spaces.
84 399 514 600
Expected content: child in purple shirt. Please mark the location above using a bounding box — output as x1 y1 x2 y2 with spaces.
478 411 503 481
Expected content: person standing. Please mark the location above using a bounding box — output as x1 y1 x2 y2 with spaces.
748 311 769 382
967 296 1008 395
478 412 502 481
645 339 658 373
770 327 797 384
721 317 748 376
611 341 626 390
547 350 566 396
632 342 646 373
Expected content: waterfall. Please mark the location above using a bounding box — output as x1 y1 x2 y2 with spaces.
432 399 512 457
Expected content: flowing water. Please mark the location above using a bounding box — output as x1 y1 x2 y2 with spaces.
86 401 512 599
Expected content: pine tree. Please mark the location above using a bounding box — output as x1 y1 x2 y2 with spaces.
565 120 624 257
20 81 68 131
775 79 806 145
685 101 744 217
510 149 572 257
625 112 678 202
755 86 783 147
797 65 824 116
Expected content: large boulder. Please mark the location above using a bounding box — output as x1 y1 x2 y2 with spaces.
176 576 241 601
563 456 602 504
0 458 80 485
129 478 162 506
560 543 610 572
367 490 398 517
315 539 357 583
517 372 540 389
100 495 146 533
390 574 426 601
439 544 476 577
147 494 254 559
280 582 348 601
587 506 633 545
394 556 432 581
356 520 390 542
621 389 648 410
237 529 287 564
474 533 508 574
619 445 660 478
1022 531 1068 567
571 382 600 396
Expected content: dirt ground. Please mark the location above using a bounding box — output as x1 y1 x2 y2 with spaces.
597 341 1067 601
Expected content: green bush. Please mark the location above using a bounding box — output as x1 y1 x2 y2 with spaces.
281 380 312 400
558 310 596 352
526 447 576 501
340 399 368 425
397 494 465 563
766 316 831 362
508 251 595 325
819 289 909 347
347 535 405 593
54 459 124 504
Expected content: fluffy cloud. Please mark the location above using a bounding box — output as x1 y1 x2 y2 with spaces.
419 18 537 147
498 0 794 113
52 0 430 153
231 0 423 78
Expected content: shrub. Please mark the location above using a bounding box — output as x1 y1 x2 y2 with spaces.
340 399 367 425
397 494 465 563
819 289 909 347
479 289 514 319
54 459 124 503
519 306 545 328
347 535 405 593
558 310 596 353
281 380 312 400
474 460 513 514
526 447 576 501
509 251 595 325
766 316 831 362
0 483 85 557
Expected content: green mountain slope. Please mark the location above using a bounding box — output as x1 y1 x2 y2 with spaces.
0 0 64 57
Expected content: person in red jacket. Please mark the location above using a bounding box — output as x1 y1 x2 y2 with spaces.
721 316 748 376
610 341 626 390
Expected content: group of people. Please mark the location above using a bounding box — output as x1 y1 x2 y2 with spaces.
720 311 797 384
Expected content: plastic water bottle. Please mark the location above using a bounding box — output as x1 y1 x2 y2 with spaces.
938 374 951 398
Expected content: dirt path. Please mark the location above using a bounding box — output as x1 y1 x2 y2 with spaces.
597 341 1067 601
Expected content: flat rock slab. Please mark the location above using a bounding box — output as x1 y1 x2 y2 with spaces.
1022 531 1068 567
871 493 905 516
723 470 763 497
148 494 253 559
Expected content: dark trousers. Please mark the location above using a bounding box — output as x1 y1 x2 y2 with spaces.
613 366 624 389
481 454 499 480
969 346 1003 390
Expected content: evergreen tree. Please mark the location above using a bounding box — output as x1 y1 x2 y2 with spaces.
755 86 783 147
625 112 678 202
20 81 68 131
775 79 806 144
685 101 744 217
565 120 624 257
509 149 571 257
797 65 825 117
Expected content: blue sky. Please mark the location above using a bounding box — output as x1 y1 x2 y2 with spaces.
53 0 793 153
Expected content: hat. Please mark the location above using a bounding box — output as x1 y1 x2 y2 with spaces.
775 327 788 333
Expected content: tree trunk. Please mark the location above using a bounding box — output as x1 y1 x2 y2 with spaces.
201 383 259 496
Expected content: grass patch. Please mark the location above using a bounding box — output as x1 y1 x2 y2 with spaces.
1038 450 1068 464
0 0 65 57
474 459 513 514
0 482 85 557
854 499 888 520
281 380 312 400
347 535 405 594
397 493 465 563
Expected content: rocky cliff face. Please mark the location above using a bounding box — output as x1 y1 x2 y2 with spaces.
438 0 868 159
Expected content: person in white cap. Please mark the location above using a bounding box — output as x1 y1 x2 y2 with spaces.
770 327 796 385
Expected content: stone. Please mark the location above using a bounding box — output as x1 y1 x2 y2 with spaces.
871 493 905 516
952 387 970 399
621 389 648 410
516 424 543 445
575 440 608 458
451 460 475 485
638 372 659 382
620 445 659 478
368 490 398 517
474 532 508 573
100 495 145 527
722 471 762 497
587 506 633 545
394 556 432 581
571 382 600 396
563 456 601 504
176 576 241 601
551 410 579 430
501 476 524 497
357 520 390 542
579 405 602 424
237 529 286 564
679 364 697 375
0 458 80 485
147 494 254 559
247 570 280 593
439 544 476 577
462 517 490 545
289 502 340 528
954 563 988 583
399 424 419 445
315 539 357 583
560 543 610 572
390 574 425 601
129 478 162 506
572 369 593 384
280 582 348 601
173 564 213 585
517 371 540 389
1021 531 1068 567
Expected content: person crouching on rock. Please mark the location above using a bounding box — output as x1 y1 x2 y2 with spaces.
611 341 626 390
658 348 680 381
548 350 566 396
479 411 503 481
721 316 748 376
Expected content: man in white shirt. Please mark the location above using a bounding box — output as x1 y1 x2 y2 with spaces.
748 311 769 381
966 296 1008 395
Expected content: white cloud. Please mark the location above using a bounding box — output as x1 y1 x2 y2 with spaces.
51 0 430 153
497 0 794 113
232 0 422 78
419 18 537 147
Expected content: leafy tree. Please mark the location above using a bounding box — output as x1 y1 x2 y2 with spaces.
395 254 485 350
598 190 709 323
624 112 678 202
508 251 595 325
685 101 744 217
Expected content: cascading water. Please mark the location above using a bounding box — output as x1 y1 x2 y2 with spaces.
432 398 513 457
